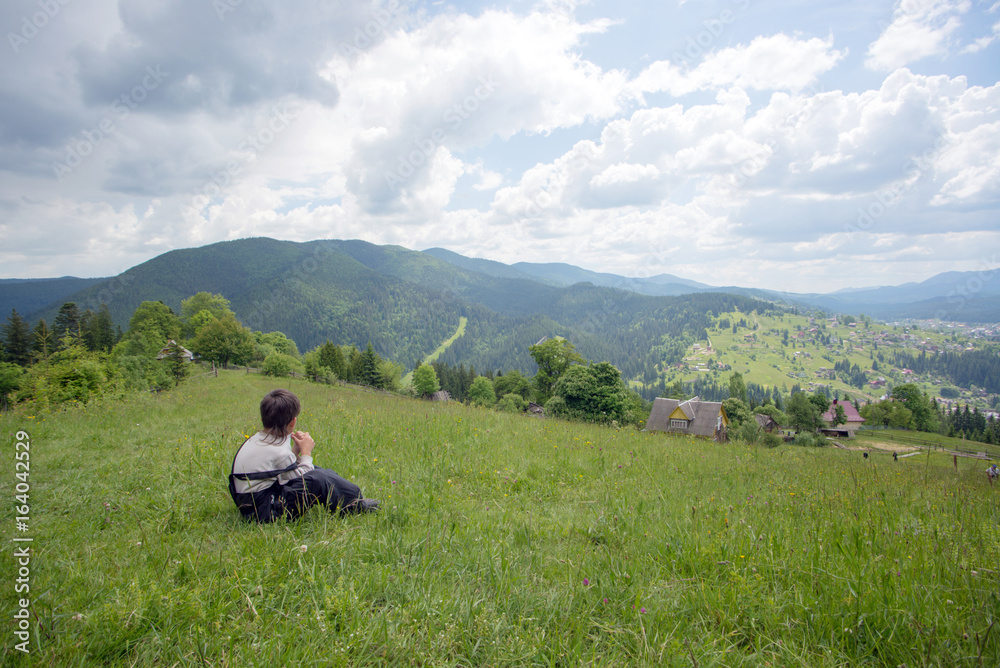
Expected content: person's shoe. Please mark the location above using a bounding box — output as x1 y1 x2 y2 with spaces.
358 498 380 512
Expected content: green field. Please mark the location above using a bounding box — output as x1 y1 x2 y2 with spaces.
855 428 1000 459
2 372 999 666
662 309 975 405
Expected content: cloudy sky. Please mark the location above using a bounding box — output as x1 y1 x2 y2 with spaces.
1 0 998 292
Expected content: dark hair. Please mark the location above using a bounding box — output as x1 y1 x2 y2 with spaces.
260 389 300 442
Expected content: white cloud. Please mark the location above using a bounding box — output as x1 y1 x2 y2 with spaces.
866 0 971 71
328 6 631 213
962 20 1000 53
2 0 999 292
634 34 846 97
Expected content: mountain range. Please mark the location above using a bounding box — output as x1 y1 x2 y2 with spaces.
2 238 998 378
425 248 1000 322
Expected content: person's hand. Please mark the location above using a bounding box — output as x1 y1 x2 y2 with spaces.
291 430 315 458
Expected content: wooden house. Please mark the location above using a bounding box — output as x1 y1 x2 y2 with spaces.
820 399 866 438
646 397 728 441
754 413 781 433
156 340 194 362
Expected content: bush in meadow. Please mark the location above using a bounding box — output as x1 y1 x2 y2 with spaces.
261 352 302 378
497 392 527 413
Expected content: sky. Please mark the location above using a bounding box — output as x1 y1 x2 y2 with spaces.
1 0 998 293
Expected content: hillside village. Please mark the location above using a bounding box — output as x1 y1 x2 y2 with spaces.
660 309 1000 417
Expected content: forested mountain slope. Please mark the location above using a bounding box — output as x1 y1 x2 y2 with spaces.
23 237 786 377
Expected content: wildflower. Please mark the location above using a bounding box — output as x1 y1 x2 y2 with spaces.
297 545 308 553
583 578 589 586
640 608 646 614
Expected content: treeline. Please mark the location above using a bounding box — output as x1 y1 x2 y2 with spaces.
890 348 1000 394
436 292 787 383
941 403 1000 444
834 358 868 389
0 294 651 430
636 373 786 406
0 292 409 409
419 338 647 427
857 382 1000 446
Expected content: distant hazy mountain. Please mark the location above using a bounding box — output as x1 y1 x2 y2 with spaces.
422 250 1000 322
0 276 107 321
7 237 999 369
15 238 781 377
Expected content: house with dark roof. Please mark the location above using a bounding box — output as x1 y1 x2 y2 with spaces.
646 397 729 441
155 340 194 362
754 413 781 433
820 399 866 438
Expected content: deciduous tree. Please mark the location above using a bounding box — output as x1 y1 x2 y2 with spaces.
190 314 254 368
530 338 584 404
412 363 440 397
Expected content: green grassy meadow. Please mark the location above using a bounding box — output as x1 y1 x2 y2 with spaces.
663 310 968 405
2 372 999 666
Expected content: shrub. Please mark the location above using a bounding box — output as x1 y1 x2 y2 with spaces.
497 393 527 413
261 353 302 378
762 433 784 448
792 432 827 448
733 421 762 445
469 376 497 407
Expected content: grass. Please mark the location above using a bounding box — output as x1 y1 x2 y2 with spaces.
401 316 468 387
856 429 1000 459
2 371 999 666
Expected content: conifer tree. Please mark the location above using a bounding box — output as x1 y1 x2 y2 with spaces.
32 320 52 362
53 302 83 343
2 309 32 366
359 343 381 388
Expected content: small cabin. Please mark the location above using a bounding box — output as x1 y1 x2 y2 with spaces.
646 397 729 441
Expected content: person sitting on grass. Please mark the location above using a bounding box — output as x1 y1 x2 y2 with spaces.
228 388 378 523
988 464 999 486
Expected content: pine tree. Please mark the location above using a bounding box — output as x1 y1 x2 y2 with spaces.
53 302 83 343
2 309 32 366
359 343 381 388
31 320 53 362
83 304 116 352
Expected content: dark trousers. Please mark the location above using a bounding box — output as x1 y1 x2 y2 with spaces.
229 468 364 523
280 468 365 519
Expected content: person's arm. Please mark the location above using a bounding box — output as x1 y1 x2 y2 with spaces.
280 431 316 482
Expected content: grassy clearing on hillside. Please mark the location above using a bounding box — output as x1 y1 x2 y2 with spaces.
664 309 967 405
401 316 468 387
2 372 999 666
